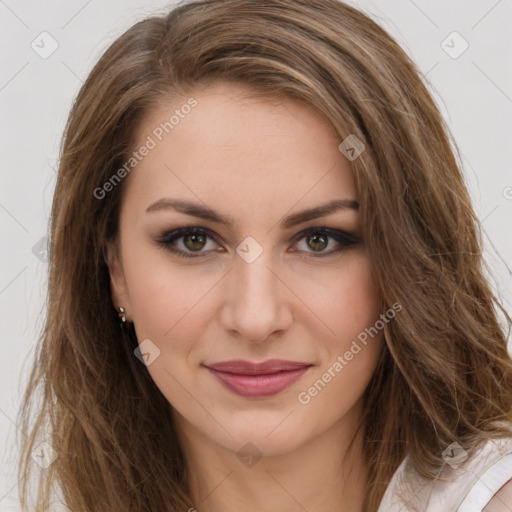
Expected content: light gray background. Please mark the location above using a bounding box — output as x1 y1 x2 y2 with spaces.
1 0 511 509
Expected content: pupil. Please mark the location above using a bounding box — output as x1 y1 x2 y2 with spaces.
182 233 329 252
184 234 206 251
308 233 327 251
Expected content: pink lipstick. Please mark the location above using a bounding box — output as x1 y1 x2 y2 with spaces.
204 359 311 398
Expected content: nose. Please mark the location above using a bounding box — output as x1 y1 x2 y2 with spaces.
219 249 293 344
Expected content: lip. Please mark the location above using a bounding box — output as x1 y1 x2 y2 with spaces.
203 359 312 398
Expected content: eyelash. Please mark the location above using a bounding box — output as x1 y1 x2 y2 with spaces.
155 225 359 259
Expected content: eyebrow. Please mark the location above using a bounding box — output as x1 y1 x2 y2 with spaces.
146 197 359 229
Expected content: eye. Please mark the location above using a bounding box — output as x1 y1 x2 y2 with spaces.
155 226 221 258
290 226 359 257
155 225 359 259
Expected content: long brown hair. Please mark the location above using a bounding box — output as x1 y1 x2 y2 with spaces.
17 1 512 510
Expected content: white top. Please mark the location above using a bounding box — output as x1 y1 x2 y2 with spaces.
377 433 512 511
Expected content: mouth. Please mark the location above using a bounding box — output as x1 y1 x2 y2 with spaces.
203 359 312 398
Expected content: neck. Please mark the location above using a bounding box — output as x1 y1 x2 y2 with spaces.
175 400 368 512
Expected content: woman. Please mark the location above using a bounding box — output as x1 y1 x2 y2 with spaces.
17 0 512 510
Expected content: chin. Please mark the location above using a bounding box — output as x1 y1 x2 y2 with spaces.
214 410 314 457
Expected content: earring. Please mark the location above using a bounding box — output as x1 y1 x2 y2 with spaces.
118 306 127 324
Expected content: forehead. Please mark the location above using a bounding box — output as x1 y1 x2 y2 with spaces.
121 82 357 220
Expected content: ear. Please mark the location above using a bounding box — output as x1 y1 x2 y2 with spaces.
106 240 131 321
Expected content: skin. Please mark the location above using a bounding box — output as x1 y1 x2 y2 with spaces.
483 479 512 511
107 81 384 512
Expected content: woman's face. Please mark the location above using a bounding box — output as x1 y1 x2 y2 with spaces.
107 81 383 457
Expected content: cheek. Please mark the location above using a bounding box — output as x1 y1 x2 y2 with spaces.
294 250 382 345
121 239 219 342
294 252 382 401
122 251 217 410
125 243 381 361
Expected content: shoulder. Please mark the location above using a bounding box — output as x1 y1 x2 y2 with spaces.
483 478 512 512
458 435 512 512
377 433 512 512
